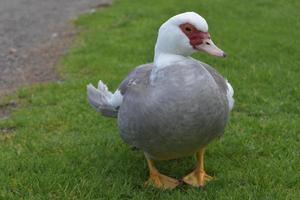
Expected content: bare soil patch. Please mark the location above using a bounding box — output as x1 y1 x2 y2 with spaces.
0 0 112 97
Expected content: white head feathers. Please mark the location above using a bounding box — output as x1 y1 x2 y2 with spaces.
164 12 208 32
154 12 209 68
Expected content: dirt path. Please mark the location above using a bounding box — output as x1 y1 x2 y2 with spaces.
0 0 111 96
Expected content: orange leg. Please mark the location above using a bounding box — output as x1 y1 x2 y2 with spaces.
182 148 214 187
144 156 180 189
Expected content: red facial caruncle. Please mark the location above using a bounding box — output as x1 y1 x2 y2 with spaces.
179 22 226 58
179 23 210 49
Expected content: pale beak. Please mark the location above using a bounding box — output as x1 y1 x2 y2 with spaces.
196 39 226 58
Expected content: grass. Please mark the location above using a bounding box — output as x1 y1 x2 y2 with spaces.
1 0 300 199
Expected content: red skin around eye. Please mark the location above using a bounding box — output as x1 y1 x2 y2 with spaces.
179 23 210 48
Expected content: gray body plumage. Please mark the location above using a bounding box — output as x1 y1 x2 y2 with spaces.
117 59 230 160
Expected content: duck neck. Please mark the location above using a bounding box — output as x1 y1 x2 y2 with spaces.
151 52 184 82
153 30 193 68
154 52 187 69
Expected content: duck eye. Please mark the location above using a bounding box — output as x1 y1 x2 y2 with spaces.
185 27 192 32
205 42 210 45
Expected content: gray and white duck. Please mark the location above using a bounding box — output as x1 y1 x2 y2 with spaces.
87 12 234 189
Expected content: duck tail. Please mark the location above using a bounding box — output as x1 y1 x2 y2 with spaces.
87 80 118 118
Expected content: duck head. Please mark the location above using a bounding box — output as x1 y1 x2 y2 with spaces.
154 12 226 60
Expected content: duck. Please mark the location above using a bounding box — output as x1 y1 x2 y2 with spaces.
87 12 234 189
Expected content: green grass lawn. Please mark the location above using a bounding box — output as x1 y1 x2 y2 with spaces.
1 0 300 199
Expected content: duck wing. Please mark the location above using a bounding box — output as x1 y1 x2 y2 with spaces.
198 60 234 111
118 63 153 96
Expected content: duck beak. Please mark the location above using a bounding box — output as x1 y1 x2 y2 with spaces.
196 38 226 58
